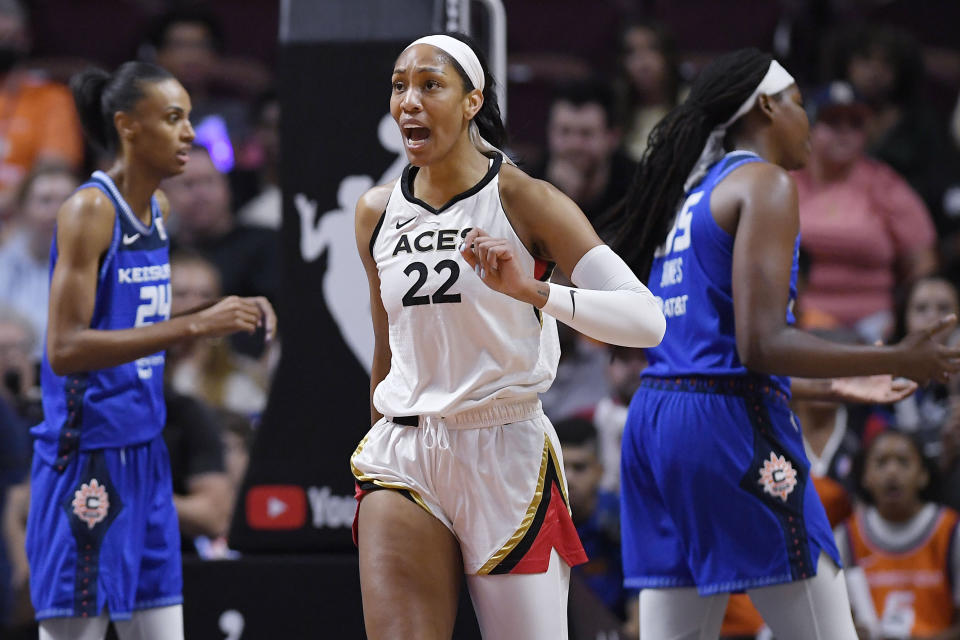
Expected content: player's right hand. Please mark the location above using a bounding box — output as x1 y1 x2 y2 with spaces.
895 314 960 384
192 296 262 337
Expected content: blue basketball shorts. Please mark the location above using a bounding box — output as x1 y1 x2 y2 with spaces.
26 435 182 621
620 376 840 596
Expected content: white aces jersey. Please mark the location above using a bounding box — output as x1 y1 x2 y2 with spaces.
370 153 560 418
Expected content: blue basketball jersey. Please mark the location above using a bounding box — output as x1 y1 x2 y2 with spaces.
643 151 800 396
33 171 171 465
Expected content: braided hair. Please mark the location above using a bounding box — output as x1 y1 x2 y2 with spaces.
608 48 773 279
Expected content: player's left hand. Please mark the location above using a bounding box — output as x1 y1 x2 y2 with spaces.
829 375 917 404
460 227 532 301
248 296 277 342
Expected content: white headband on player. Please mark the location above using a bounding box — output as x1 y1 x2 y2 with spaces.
403 34 513 163
683 60 795 192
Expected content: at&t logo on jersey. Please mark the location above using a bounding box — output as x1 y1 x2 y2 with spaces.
71 478 110 529
758 452 798 501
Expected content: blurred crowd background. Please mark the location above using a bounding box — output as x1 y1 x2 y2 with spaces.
1 0 960 638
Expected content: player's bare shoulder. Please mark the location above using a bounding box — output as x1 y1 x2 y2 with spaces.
498 161 573 225
498 162 560 212
56 185 116 251
355 179 397 245
357 180 396 222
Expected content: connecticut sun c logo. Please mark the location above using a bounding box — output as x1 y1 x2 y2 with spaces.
72 479 110 529
758 452 798 502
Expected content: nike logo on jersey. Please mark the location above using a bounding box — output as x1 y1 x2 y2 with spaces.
570 290 577 319
396 216 417 230
122 233 141 245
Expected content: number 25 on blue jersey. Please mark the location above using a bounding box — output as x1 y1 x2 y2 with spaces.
654 192 703 258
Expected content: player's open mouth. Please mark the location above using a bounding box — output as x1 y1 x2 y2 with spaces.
403 126 431 149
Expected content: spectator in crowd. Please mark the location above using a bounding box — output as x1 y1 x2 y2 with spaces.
0 305 32 632
0 0 82 227
168 249 269 417
539 322 611 422
532 79 636 224
235 89 281 230
617 19 682 162
218 409 253 495
0 387 27 631
192 409 254 560
163 145 279 307
0 305 40 424
835 430 960 639
886 276 960 464
942 395 960 514
141 7 271 172
555 417 639 638
792 80 936 343
0 166 78 354
164 385 232 555
830 25 960 279
590 345 647 493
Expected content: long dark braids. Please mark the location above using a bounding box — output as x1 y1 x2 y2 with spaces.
607 48 773 279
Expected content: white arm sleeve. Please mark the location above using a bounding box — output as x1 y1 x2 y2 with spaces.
540 245 665 348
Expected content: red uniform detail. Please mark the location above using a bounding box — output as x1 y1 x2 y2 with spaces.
508 484 588 574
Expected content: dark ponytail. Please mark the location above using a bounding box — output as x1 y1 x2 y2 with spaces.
70 61 175 152
446 32 508 150
606 48 772 279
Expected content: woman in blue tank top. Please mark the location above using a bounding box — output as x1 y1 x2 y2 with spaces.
27 62 275 640
608 48 960 639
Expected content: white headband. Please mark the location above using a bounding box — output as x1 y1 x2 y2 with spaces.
406 35 485 93
402 34 514 164
683 60 795 192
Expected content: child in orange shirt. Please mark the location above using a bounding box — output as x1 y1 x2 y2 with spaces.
836 430 960 639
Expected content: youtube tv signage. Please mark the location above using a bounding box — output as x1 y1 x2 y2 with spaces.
228 0 437 552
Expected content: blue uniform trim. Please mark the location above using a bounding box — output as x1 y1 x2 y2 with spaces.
736 394 816 583
638 375 789 407
52 374 88 473
61 453 124 619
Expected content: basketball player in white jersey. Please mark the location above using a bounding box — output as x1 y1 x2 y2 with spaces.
350 33 666 640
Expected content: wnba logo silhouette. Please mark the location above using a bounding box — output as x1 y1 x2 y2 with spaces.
294 114 405 373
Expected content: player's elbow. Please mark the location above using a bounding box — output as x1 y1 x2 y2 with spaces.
627 295 666 348
737 336 774 373
48 338 81 376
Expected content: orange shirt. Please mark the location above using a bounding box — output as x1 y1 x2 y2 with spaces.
845 505 959 638
0 71 83 189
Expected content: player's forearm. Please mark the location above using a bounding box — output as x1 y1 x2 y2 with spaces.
538 244 666 348
48 315 198 375
739 326 904 379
